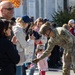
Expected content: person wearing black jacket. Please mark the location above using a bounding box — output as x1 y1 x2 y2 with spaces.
0 19 20 75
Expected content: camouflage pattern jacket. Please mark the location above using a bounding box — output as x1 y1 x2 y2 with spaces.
39 27 75 60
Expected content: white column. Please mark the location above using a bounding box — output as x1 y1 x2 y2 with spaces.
39 0 41 17
44 0 47 18
34 0 36 20
20 0 23 17
55 0 58 12
27 0 36 19
27 0 29 15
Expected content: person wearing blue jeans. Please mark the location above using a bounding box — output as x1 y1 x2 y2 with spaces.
16 66 23 75
16 65 29 75
22 45 37 75
28 63 36 75
20 62 36 75
27 46 40 75
22 62 36 75
22 63 29 75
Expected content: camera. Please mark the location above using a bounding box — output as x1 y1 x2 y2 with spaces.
28 29 33 36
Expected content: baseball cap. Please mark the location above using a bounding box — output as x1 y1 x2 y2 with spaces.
22 16 31 23
68 19 75 24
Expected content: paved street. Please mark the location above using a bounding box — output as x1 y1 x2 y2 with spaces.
26 68 75 75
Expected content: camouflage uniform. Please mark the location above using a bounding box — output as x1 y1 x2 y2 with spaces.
37 27 75 75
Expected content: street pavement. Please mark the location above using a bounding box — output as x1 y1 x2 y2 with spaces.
26 68 75 75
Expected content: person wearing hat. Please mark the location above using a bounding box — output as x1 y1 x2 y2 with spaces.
12 16 35 75
21 15 31 23
32 22 75 75
68 19 75 26
68 19 75 36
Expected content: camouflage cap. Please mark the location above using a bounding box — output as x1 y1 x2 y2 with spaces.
39 22 51 35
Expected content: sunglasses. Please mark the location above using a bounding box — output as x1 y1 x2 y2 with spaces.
3 7 14 11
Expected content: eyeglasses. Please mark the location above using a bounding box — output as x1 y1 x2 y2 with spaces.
3 7 14 11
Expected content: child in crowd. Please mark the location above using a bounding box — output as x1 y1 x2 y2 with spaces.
34 17 44 32
35 44 49 75
62 24 69 30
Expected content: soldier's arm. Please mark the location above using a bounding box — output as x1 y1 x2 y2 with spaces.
38 39 55 60
61 30 73 49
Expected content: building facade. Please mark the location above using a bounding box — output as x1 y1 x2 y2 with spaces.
14 0 75 21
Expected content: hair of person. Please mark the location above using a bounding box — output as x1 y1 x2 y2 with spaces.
9 20 15 26
35 44 44 56
51 22 57 28
16 17 26 25
39 22 52 35
11 17 16 23
0 19 11 37
37 17 43 22
45 21 51 26
25 23 31 34
62 23 69 30
44 22 52 31
35 48 40 56
34 17 43 25
30 16 34 22
43 19 49 23
25 22 35 34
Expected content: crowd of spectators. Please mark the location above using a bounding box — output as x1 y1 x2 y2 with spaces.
0 1 75 75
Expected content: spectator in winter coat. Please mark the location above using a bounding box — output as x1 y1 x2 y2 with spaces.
0 19 20 75
12 16 35 75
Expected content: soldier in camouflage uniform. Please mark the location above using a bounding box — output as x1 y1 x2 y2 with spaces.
32 22 75 75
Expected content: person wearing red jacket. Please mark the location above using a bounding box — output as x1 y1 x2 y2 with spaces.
68 19 75 36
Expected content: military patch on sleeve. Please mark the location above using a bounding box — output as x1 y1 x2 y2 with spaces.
61 29 70 39
61 30 65 35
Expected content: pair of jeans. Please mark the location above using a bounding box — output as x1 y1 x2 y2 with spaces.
22 64 27 75
23 62 32 75
16 65 27 75
16 66 23 75
28 63 36 75
23 62 36 75
28 64 40 75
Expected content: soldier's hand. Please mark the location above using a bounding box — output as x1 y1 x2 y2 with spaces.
32 58 40 64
